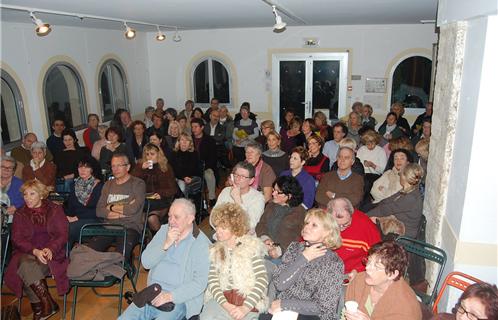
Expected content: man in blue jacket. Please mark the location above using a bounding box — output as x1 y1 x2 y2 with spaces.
119 198 211 320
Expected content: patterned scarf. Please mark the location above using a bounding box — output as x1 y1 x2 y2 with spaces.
29 200 48 225
75 176 96 205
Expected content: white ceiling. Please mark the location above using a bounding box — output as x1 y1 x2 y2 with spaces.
0 0 438 31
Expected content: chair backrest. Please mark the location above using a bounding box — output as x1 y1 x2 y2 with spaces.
79 223 127 259
432 271 482 313
396 236 447 305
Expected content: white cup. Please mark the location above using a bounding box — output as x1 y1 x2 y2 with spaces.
147 160 153 169
345 300 358 313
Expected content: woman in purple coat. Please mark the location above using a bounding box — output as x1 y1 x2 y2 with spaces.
5 179 69 320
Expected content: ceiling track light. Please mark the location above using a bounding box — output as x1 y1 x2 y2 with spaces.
124 22 136 39
30 12 51 36
272 5 287 31
155 25 166 41
173 27 181 42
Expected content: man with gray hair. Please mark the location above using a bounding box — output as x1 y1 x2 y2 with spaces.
119 198 211 320
327 197 380 278
10 132 53 166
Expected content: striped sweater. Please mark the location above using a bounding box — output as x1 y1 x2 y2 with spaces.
205 235 269 312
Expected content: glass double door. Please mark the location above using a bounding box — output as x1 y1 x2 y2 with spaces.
272 52 348 127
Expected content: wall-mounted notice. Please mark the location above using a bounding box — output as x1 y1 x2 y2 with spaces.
365 77 387 93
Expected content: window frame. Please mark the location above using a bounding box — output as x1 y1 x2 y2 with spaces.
98 59 129 122
191 56 233 108
388 53 432 114
1 69 27 150
42 62 88 132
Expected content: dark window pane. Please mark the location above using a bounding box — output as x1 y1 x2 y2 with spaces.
194 60 209 103
280 61 306 124
44 64 86 130
1 78 22 147
391 56 432 108
212 60 230 103
312 61 340 120
100 71 113 122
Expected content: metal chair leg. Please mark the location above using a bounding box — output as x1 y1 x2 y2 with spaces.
71 286 78 320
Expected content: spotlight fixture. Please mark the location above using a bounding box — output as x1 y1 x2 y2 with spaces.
124 22 136 39
30 12 51 36
272 5 286 31
155 26 166 41
173 27 182 42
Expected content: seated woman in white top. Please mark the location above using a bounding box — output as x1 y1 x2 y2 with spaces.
213 161 265 233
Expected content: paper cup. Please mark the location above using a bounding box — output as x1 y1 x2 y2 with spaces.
345 300 358 313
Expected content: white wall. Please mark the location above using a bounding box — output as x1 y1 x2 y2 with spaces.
146 24 437 121
0 21 151 140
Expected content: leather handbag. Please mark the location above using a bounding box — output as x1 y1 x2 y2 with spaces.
223 289 258 312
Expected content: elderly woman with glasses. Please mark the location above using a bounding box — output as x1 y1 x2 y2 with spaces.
22 141 57 189
261 208 344 320
343 241 421 320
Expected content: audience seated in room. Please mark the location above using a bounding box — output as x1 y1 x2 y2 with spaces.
232 103 260 163
21 141 56 190
343 241 422 320
431 281 498 320
323 122 348 166
244 142 277 203
118 199 211 320
11 132 53 166
201 202 268 319
316 146 364 208
213 161 265 233
131 143 178 233
303 134 330 182
53 129 85 193
327 197 381 277
261 208 344 320
82 113 100 151
65 155 103 246
262 131 289 177
191 118 218 207
126 120 148 162
4 179 69 320
170 133 202 199
280 146 316 210
256 176 305 257
87 153 145 262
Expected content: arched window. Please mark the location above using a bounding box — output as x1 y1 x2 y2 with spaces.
192 57 231 106
391 56 432 109
1 70 27 149
98 59 129 122
43 62 87 131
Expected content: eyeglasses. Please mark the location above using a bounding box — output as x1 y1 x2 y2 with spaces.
362 257 386 271
232 173 251 180
272 188 286 196
111 164 129 169
1 166 15 171
457 303 487 320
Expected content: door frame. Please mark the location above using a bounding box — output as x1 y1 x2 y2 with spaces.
271 51 349 125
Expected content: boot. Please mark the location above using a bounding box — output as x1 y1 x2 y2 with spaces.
31 302 42 320
29 279 59 320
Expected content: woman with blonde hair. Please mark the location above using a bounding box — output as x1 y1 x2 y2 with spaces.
201 203 268 320
165 120 181 150
256 120 275 150
5 179 69 319
262 131 289 176
261 208 344 320
170 132 202 199
131 143 178 232
313 111 333 142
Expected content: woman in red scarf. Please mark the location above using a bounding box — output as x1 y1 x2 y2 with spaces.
5 179 69 320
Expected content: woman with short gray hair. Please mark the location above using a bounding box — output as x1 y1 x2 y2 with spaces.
22 142 57 189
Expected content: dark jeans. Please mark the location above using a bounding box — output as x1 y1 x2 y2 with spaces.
85 228 140 262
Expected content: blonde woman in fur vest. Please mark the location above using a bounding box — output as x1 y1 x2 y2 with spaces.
201 203 269 320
